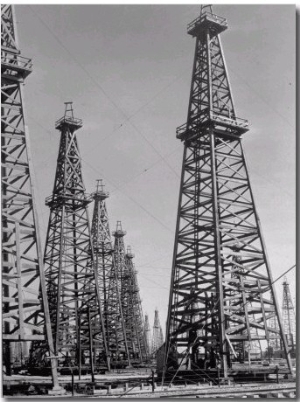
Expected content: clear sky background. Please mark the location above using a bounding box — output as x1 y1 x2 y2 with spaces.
15 4 295 336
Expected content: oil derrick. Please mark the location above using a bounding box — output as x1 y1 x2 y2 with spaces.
125 246 148 362
43 103 109 370
1 4 60 388
113 222 142 363
110 221 131 366
152 309 164 356
90 180 111 345
144 314 152 356
90 180 128 367
164 5 292 379
282 277 296 351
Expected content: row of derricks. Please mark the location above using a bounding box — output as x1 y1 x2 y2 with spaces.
14 104 166 376
1 4 296 388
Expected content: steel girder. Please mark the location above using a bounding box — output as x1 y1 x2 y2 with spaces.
164 6 292 378
42 104 108 368
1 5 60 385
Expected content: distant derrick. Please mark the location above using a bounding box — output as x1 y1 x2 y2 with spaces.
282 277 296 351
90 180 113 354
152 309 164 355
144 314 152 356
111 222 132 365
91 180 132 367
125 246 148 362
112 222 147 363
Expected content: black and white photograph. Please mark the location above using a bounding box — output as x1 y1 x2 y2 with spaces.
1 2 296 398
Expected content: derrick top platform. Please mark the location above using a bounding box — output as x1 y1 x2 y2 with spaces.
113 221 126 237
1 47 32 79
55 102 83 131
93 180 109 200
187 12 228 37
126 246 135 259
55 115 83 131
93 188 109 200
113 229 126 238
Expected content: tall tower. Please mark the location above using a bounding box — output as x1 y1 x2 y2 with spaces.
164 5 292 378
113 222 143 363
152 309 164 355
111 221 131 365
1 4 60 388
90 180 111 342
125 246 148 362
43 103 108 368
144 314 152 356
90 180 129 367
282 277 296 351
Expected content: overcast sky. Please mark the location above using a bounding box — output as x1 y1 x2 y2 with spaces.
15 4 295 334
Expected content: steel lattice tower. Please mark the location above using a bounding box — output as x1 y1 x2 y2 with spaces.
90 180 111 348
90 180 129 367
43 103 108 369
152 309 164 355
109 221 131 365
164 5 292 378
125 246 148 362
113 222 141 363
1 4 60 389
282 277 295 351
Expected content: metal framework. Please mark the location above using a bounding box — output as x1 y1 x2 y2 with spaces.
1 4 60 387
125 246 148 362
282 277 295 351
268 294 280 352
91 180 111 347
112 222 141 363
43 103 108 369
90 180 129 367
152 309 164 356
164 5 292 378
144 313 152 356
106 221 130 366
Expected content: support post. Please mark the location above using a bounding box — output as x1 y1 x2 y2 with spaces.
88 307 95 383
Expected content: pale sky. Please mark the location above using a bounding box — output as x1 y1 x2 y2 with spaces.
15 4 295 335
